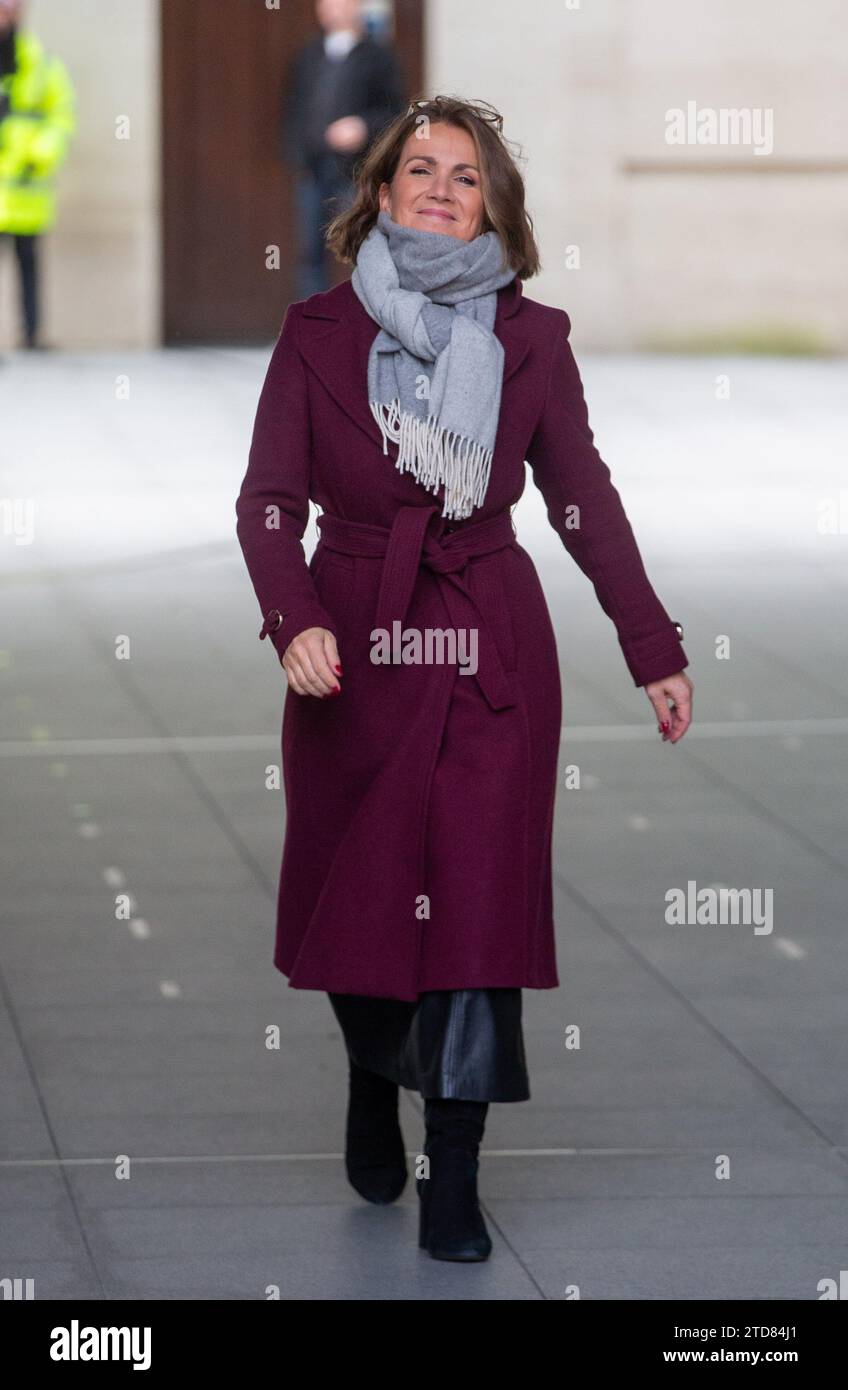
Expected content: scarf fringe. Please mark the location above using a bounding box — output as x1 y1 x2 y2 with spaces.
369 399 492 522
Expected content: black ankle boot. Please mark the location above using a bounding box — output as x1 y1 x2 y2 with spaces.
417 1098 492 1261
344 1059 407 1204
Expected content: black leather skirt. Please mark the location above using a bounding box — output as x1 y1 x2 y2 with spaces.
327 987 530 1102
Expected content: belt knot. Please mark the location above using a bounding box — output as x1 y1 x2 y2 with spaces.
316 504 519 711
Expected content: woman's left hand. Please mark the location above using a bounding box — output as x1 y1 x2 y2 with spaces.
645 671 693 744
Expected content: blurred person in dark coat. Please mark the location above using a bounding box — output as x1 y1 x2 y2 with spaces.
283 0 405 299
0 0 75 350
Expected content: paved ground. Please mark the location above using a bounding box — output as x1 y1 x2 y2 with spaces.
1 344 846 1300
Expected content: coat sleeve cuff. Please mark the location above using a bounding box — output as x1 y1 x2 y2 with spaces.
259 603 339 664
619 625 689 688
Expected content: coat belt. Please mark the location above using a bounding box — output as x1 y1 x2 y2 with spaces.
316 504 520 711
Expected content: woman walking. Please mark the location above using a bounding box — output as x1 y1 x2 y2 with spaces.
235 96 693 1262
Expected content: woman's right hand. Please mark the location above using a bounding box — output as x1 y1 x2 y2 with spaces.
282 627 342 698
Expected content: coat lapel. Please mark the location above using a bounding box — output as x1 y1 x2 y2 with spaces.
298 277 531 449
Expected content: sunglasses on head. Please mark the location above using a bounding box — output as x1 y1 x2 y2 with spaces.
406 100 504 134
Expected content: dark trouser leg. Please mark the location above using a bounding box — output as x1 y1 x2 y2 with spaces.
293 170 327 300
315 158 354 289
293 156 353 300
13 234 39 347
314 153 355 227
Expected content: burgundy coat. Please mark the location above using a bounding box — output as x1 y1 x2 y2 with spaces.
235 276 688 1001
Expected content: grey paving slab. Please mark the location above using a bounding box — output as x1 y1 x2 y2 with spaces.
488 1194 848 1299
503 1246 847 1301
0 1261 104 1301
0 1205 89 1262
489 1194 848 1252
479 1151 848 1200
0 1166 71 1211
675 739 848 867
63 1154 390 1211
98 1239 541 1300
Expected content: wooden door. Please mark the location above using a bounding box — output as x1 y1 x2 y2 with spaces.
161 0 423 344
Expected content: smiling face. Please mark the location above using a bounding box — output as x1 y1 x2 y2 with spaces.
378 122 485 242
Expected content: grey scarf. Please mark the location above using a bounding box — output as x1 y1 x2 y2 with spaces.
350 209 517 520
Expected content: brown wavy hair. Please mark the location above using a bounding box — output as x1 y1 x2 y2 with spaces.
325 95 541 279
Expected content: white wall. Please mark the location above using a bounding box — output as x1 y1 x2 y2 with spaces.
427 0 848 350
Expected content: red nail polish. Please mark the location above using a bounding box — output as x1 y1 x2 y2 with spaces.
661 721 670 732
334 664 343 675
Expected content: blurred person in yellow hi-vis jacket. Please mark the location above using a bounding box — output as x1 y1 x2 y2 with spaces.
0 0 75 349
